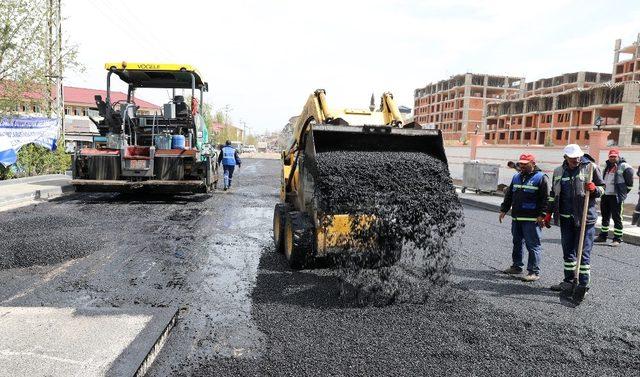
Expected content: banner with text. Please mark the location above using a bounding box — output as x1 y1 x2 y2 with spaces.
0 117 59 167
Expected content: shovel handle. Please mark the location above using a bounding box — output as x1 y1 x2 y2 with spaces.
574 163 594 282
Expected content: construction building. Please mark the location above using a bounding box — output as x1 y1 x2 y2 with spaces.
413 73 524 141
483 33 640 147
613 34 640 82
484 81 640 146
524 72 611 97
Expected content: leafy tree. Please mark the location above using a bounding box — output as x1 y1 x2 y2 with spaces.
0 0 78 178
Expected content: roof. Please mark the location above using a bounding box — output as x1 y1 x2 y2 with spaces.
104 62 207 90
63 86 159 110
0 81 159 110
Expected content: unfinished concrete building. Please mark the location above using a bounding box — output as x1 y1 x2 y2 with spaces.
484 81 640 147
525 72 611 97
413 73 524 141
613 33 640 82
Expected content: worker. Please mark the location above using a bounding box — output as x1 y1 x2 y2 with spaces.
499 153 550 282
217 140 241 191
594 149 634 246
633 165 640 226
545 144 605 303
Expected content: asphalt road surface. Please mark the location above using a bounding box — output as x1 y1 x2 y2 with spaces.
1 158 639 376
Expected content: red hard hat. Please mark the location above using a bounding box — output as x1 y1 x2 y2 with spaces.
608 149 620 157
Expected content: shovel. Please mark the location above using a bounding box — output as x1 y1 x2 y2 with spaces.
568 163 594 304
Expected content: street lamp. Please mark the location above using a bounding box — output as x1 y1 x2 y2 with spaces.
594 115 602 130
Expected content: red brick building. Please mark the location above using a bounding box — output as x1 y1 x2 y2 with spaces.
413 73 524 142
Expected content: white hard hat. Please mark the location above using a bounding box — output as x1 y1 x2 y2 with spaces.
563 144 584 158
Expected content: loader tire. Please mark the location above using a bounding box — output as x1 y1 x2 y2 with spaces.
273 203 291 253
284 211 315 270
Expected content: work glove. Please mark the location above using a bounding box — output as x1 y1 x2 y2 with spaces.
585 182 596 193
543 213 552 228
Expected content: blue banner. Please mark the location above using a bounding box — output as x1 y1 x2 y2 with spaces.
0 117 59 167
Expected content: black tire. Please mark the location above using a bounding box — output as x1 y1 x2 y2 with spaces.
284 211 315 270
273 203 291 253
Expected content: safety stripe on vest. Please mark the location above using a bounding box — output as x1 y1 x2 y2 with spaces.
560 214 572 218
597 186 605 195
513 184 539 190
628 186 634 190
514 217 538 221
548 197 555 202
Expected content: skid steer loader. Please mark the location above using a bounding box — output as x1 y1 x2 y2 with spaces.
273 89 448 269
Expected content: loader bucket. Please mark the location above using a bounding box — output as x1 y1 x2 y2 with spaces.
309 125 447 164
302 124 449 256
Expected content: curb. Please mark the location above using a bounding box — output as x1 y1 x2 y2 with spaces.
0 183 74 208
460 196 640 246
0 173 71 186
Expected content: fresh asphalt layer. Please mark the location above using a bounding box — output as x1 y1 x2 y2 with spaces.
0 159 638 376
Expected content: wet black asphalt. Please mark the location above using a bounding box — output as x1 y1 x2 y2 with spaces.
0 158 639 376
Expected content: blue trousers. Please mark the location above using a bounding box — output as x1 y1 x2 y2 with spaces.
223 165 235 188
559 217 595 286
511 220 542 275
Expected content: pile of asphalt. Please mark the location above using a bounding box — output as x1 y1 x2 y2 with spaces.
312 150 464 305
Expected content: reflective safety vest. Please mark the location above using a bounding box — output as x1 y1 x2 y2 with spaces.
221 146 236 166
510 171 544 221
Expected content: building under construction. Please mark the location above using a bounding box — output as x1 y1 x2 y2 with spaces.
413 73 524 142
484 80 640 146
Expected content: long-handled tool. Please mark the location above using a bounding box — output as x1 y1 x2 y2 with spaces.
571 163 594 303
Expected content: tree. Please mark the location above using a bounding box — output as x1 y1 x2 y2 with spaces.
0 0 78 112
0 0 78 178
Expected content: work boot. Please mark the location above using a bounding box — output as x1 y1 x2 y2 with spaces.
632 214 639 226
594 234 608 243
522 273 540 282
572 285 589 304
223 186 228 191
611 239 622 247
503 266 523 275
550 281 573 291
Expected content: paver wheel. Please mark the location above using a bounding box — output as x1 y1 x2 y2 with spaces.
284 211 315 270
273 203 291 253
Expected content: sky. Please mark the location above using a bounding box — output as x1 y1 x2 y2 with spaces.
63 0 640 134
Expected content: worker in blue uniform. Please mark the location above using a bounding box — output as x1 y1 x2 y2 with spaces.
499 153 550 282
217 140 242 191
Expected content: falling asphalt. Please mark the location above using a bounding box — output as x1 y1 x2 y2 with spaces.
0 159 639 376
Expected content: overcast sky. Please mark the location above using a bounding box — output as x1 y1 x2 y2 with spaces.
64 0 640 134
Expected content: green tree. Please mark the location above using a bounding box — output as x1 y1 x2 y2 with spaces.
0 0 78 179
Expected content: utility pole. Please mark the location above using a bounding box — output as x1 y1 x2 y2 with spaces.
46 0 64 138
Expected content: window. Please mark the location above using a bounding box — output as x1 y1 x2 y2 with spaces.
499 133 506 140
576 131 581 139
547 115 552 123
524 132 531 140
556 130 563 139
564 131 569 140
